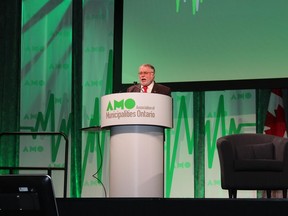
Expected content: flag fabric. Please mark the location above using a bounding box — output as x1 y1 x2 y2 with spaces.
264 89 287 137
263 88 287 198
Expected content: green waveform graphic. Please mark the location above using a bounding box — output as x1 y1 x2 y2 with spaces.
165 94 256 197
20 93 71 163
20 94 106 195
176 0 204 15
81 97 107 191
20 93 256 197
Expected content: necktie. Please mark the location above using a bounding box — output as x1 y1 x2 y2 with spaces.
143 86 148 93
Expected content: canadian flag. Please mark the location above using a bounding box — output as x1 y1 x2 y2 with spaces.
263 88 287 198
264 89 287 137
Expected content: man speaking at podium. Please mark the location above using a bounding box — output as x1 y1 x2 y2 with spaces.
127 64 171 96
108 63 172 197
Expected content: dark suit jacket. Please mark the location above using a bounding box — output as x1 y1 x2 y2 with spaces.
127 82 171 96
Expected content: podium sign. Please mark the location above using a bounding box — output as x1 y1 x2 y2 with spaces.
101 93 173 197
101 92 172 128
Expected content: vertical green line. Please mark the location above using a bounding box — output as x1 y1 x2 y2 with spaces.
176 0 204 15
193 91 205 198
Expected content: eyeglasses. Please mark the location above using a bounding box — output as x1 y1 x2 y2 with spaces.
138 72 154 75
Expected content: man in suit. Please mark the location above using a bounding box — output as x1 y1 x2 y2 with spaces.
127 64 171 96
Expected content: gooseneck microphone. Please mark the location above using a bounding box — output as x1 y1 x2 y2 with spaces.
132 81 142 92
119 81 141 93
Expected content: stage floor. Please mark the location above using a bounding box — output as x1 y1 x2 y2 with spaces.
56 198 288 216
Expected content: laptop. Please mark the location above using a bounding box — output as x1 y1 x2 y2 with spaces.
0 174 59 216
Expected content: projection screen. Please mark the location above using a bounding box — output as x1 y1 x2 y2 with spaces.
113 0 288 91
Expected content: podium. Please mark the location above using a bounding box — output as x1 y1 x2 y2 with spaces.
101 93 173 197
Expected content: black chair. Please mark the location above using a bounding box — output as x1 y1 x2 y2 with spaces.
217 133 288 198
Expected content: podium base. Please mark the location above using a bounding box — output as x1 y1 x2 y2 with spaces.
109 125 164 197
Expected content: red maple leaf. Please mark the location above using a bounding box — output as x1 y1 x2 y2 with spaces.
264 105 287 137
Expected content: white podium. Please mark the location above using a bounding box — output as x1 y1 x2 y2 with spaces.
101 93 173 197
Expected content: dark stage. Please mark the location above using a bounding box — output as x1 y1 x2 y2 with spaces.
56 198 288 216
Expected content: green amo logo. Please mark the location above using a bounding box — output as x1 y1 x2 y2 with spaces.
107 98 136 111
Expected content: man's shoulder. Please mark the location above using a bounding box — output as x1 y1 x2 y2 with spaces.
155 83 169 88
127 84 140 92
154 83 170 90
153 83 171 96
127 85 132 91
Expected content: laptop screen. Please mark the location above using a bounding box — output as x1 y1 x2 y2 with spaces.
0 174 59 216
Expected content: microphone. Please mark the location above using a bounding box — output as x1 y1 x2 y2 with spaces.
131 81 142 92
118 81 141 93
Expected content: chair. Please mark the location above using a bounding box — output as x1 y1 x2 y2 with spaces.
217 133 288 198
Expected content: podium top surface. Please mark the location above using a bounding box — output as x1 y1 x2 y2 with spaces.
80 126 103 132
101 92 173 128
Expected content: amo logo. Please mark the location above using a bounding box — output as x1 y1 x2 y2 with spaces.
107 98 136 111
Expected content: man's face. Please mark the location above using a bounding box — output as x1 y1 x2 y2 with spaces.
138 65 155 86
